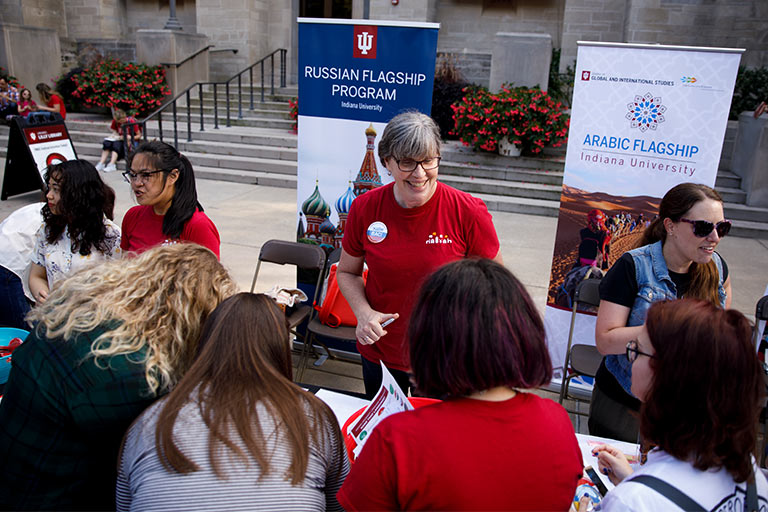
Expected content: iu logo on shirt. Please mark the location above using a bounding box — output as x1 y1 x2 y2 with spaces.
353 25 377 59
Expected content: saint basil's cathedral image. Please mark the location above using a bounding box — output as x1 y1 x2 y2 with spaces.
298 123 383 249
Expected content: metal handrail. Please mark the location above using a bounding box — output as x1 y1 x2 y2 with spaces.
160 44 215 68
124 48 287 149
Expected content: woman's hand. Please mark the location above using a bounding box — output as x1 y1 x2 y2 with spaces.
355 310 399 345
29 263 50 304
592 444 634 486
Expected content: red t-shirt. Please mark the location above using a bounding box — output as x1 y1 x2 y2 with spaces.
337 393 583 511
47 94 66 119
342 182 500 371
110 118 140 136
120 205 221 258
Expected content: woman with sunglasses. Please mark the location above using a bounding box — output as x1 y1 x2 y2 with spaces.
337 111 502 397
589 183 732 442
120 140 221 258
593 299 767 511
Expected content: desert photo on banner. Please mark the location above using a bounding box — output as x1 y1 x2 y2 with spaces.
547 185 660 309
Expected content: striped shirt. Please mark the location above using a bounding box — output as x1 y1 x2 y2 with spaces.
117 393 349 511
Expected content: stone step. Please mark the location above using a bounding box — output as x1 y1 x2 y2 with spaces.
716 186 747 204
440 174 562 202
196 94 293 106
176 105 292 120
442 140 565 172
715 169 742 189
440 161 563 186
194 165 297 188
63 129 297 161
723 202 768 224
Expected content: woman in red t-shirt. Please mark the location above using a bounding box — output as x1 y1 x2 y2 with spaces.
337 259 583 511
35 83 66 119
119 141 220 258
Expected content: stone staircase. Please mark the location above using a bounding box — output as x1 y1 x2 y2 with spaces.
1 86 766 238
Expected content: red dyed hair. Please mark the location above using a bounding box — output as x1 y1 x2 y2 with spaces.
408 258 552 398
641 299 763 481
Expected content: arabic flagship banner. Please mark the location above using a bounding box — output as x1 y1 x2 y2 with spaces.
544 42 742 383
296 18 438 252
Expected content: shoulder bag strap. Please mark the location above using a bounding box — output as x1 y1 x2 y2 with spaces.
627 475 706 511
746 467 758 512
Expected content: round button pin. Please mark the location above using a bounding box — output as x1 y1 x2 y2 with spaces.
367 221 388 243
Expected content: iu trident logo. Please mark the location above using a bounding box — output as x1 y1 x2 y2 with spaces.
353 25 377 59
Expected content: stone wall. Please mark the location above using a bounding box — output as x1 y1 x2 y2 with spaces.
561 0 768 70
434 0 565 86
0 23 61 90
125 0 197 36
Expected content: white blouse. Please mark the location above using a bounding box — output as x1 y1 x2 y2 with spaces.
32 218 121 286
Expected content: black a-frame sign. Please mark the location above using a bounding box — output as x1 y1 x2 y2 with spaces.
1 115 77 200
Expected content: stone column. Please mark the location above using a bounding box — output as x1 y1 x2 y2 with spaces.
731 112 768 207
489 32 552 92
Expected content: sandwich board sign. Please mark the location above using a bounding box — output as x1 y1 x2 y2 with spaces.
2 115 77 200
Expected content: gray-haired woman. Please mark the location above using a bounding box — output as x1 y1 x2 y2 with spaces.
337 111 502 398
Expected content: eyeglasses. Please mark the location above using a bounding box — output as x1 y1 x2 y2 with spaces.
122 169 165 184
395 157 441 173
679 218 731 238
626 339 655 363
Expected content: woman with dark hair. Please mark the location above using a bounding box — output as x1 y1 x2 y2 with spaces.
35 83 66 119
120 140 220 257
594 299 768 510
338 259 582 511
28 159 120 303
118 293 348 511
589 183 732 442
338 111 501 397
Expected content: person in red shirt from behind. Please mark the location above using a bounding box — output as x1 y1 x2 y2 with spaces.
120 141 220 258
337 259 583 511
35 83 66 119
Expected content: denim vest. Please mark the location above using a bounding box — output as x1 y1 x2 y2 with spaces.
605 240 726 395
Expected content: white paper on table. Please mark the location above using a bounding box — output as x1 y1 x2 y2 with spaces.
348 362 413 458
314 388 369 428
576 433 641 492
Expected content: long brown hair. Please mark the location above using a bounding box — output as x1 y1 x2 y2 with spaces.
641 299 762 481
155 293 342 484
638 183 724 305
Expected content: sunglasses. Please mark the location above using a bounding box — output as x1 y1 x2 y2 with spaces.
679 218 731 238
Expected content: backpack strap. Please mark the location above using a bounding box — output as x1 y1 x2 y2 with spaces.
746 467 758 512
626 475 706 511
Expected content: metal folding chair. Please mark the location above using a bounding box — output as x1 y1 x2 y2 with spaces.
558 277 604 416
249 239 326 361
754 295 768 465
297 247 358 381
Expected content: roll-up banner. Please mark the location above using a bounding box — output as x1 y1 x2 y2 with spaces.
545 42 742 387
296 18 439 251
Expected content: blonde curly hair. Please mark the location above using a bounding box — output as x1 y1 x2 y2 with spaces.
27 244 238 394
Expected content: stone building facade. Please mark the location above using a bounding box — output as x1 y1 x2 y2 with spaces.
1 0 766 91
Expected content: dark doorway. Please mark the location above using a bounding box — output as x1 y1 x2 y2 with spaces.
300 0 352 18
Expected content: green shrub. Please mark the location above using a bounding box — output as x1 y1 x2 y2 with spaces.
730 66 768 120
431 54 468 140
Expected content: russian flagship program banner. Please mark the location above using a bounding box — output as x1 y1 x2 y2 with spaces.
296 18 438 252
545 42 742 383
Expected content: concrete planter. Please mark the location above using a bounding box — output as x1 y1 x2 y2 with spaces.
498 138 521 157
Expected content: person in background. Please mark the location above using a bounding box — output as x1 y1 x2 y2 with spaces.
337 111 501 397
590 183 731 442
0 202 43 328
120 140 221 258
0 76 19 119
28 160 121 304
338 259 582 511
35 82 66 119
594 299 768 511
96 108 142 173
16 88 37 118
118 293 348 511
0 244 237 510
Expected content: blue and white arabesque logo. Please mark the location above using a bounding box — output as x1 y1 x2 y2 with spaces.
626 93 667 133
